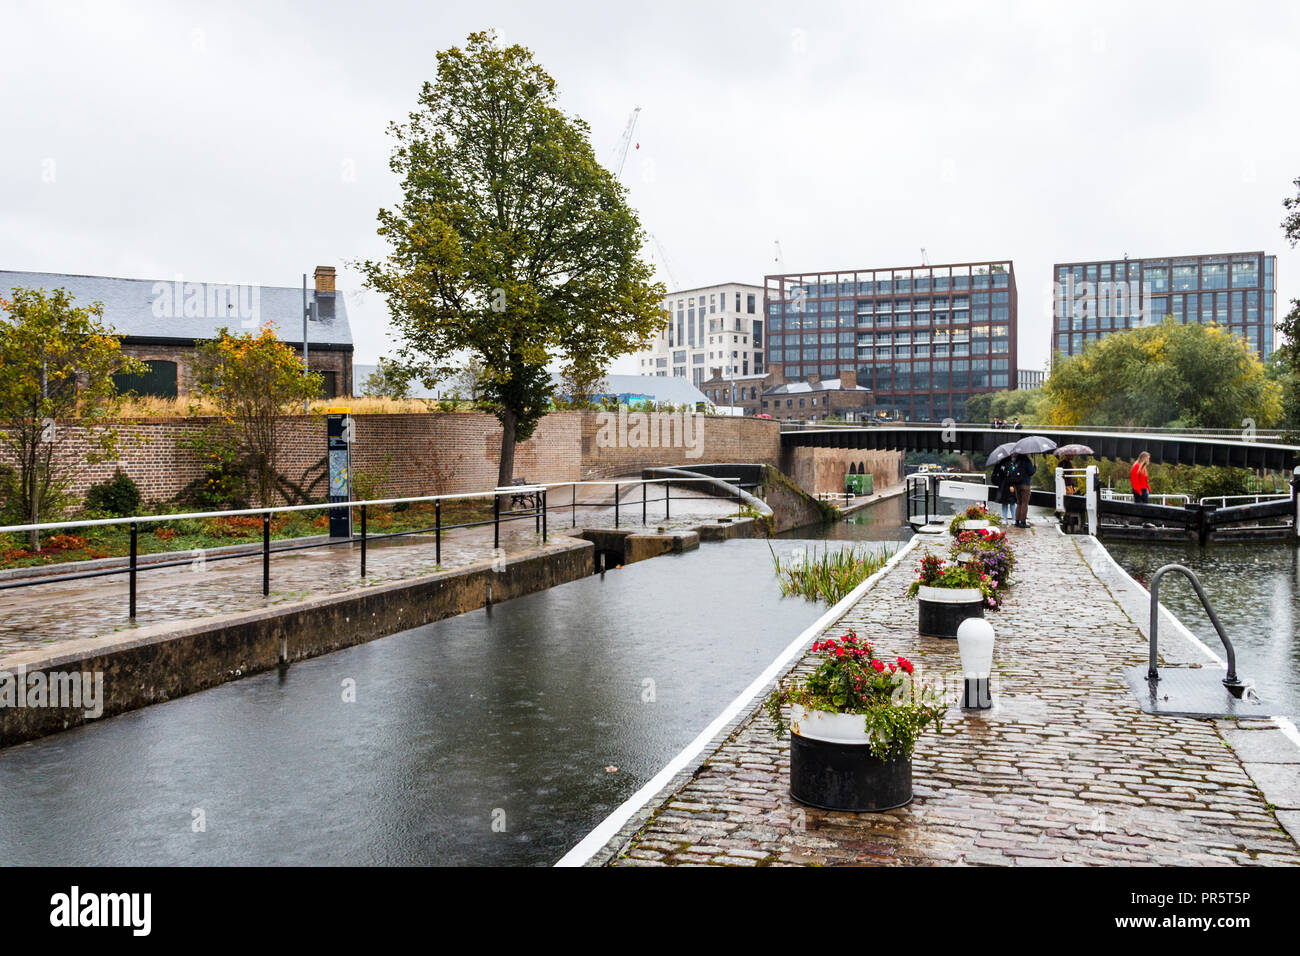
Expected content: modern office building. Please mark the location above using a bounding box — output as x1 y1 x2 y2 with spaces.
1051 252 1277 364
633 282 765 387
764 261 1017 422
1018 368 1045 389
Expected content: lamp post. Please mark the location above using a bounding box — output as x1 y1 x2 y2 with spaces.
957 618 995 709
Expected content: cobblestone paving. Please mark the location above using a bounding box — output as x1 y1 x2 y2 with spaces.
612 523 1300 866
0 490 733 658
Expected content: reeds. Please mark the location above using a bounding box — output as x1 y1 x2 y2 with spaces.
769 542 896 605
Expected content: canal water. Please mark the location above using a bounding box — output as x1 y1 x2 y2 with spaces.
0 535 899 867
1105 539 1300 720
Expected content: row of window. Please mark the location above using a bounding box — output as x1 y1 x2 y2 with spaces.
770 309 1012 331
769 266 1011 300
777 340 1012 361
771 326 1010 347
1055 256 1272 293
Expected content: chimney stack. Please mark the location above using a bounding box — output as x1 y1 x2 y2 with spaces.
840 368 857 389
314 265 336 295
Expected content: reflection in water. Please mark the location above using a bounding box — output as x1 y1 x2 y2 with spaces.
0 537 894 867
1107 540 1300 719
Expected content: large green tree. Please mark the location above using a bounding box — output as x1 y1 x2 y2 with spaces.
1043 318 1281 429
362 30 666 485
0 287 144 549
1278 177 1300 438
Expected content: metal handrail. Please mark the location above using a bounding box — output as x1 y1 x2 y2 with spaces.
0 475 758 624
1199 493 1291 508
1147 564 1245 696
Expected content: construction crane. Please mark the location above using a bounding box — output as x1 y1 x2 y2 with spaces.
649 232 681 290
773 240 785 270
611 106 641 179
920 247 930 266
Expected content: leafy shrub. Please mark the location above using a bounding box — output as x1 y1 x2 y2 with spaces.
1189 467 1252 502
83 468 141 517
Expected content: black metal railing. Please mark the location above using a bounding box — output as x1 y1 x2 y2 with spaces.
0 476 754 622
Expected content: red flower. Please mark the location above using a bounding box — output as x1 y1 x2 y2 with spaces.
871 659 885 672
897 656 914 674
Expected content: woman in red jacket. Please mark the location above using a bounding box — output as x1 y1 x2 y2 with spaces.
1130 451 1151 503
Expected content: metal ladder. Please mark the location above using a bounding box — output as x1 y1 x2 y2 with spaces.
1146 564 1249 698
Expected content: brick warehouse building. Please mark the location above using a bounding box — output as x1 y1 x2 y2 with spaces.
764 260 1018 422
0 265 353 398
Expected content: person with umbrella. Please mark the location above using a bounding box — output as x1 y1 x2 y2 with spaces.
1054 443 1093 496
1008 435 1058 527
985 441 1017 521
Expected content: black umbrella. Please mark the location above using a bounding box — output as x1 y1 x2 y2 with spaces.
984 441 1018 468
1054 443 1094 457
1012 435 1057 455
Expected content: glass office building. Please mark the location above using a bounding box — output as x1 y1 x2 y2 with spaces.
1051 252 1277 363
764 261 1017 422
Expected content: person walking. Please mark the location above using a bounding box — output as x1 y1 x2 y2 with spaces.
991 457 1014 521
1011 452 1035 527
1130 451 1151 504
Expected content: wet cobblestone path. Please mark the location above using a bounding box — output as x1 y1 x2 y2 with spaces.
610 524 1300 866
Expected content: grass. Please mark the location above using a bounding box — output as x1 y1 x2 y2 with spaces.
768 542 896 605
0 499 495 569
110 395 481 418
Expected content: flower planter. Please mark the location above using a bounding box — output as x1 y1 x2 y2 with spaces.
917 585 984 639
788 705 912 811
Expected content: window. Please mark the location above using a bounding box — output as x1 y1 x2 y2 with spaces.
113 359 179 399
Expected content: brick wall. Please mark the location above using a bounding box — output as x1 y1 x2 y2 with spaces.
579 411 781 479
782 447 905 497
120 343 353 399
3 411 782 510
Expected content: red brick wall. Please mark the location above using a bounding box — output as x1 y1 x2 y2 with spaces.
2 411 781 509
783 447 905 496
579 412 781 479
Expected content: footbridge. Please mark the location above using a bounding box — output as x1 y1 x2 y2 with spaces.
780 423 1300 472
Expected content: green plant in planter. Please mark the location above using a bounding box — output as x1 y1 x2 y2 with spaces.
949 503 1002 536
906 552 1002 609
765 630 945 762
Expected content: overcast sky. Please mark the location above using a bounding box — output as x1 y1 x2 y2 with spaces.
4 0 1299 376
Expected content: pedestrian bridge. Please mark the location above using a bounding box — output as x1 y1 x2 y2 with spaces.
780 423 1300 472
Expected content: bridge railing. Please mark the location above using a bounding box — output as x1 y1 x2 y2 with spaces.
779 420 1292 441
1100 489 1192 507
1199 493 1292 508
0 476 752 624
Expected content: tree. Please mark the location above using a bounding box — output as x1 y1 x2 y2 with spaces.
1042 318 1281 429
1277 176 1300 438
0 287 144 550
1264 349 1300 435
962 388 1046 425
446 353 487 402
360 356 413 399
190 325 322 508
362 30 666 485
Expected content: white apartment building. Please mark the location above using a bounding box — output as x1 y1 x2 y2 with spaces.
634 282 765 387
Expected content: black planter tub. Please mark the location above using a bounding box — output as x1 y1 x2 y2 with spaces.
916 585 984 639
788 706 913 811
